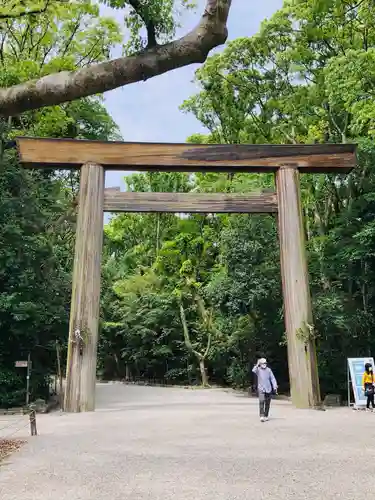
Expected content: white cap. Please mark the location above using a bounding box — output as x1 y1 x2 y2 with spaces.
259 358 267 364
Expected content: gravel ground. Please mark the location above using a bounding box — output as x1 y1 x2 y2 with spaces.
0 384 374 500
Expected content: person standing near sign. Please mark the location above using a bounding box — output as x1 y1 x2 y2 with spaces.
362 363 375 411
252 358 278 422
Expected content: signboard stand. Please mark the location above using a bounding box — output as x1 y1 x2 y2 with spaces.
26 352 31 406
15 353 32 407
347 357 374 409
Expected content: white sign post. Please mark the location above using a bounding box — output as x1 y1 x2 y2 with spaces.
15 354 32 406
347 357 375 408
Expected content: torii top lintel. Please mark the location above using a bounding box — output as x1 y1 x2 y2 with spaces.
16 137 357 174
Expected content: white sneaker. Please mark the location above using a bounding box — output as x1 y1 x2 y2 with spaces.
260 417 265 422
264 417 269 421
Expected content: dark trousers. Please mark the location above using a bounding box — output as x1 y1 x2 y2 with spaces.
366 384 375 408
259 392 272 417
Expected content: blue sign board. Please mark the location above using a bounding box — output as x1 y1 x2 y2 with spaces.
348 357 375 406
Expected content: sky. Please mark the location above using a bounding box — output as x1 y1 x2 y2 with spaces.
102 0 283 191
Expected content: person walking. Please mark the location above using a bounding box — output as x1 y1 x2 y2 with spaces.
362 362 375 411
252 358 278 422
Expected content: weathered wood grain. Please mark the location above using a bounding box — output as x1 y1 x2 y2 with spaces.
276 165 321 409
16 137 357 173
64 163 104 413
103 192 278 213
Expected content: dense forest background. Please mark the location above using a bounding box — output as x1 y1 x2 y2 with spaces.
2 0 375 406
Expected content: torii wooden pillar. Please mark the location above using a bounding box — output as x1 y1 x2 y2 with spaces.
16 138 356 412
276 166 320 407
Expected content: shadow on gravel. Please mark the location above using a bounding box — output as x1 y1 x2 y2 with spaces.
95 401 293 413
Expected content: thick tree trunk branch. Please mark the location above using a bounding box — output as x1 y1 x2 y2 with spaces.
180 302 210 387
180 303 201 359
128 0 157 49
203 329 212 359
0 0 231 116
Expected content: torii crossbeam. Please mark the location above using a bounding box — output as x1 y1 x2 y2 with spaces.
16 137 357 412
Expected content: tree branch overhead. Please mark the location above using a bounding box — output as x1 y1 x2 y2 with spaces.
0 0 231 116
127 0 157 49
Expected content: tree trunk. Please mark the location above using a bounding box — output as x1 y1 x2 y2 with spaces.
199 357 209 387
56 341 63 410
113 352 121 378
156 213 160 255
125 363 131 381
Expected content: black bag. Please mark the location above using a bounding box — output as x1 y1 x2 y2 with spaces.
365 372 374 396
365 384 374 397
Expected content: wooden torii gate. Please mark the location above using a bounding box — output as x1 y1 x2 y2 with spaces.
16 137 356 412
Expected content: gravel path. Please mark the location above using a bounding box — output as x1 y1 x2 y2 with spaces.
0 384 374 500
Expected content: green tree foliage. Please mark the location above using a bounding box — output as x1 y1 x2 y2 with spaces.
0 0 231 116
6 0 375 403
100 0 375 398
103 0 196 53
0 0 120 407
0 146 71 407
0 0 121 140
